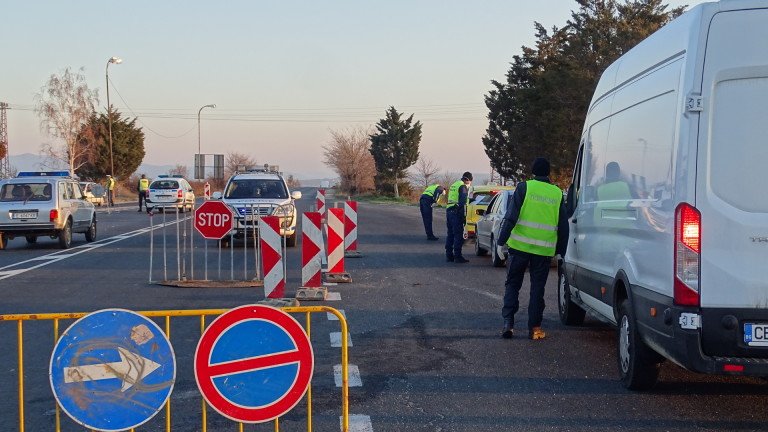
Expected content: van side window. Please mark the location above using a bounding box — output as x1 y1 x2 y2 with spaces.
583 118 611 202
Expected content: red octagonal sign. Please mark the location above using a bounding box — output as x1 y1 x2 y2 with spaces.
195 200 234 239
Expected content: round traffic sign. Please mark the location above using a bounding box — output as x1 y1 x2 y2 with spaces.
49 309 176 432
195 200 234 239
194 305 314 423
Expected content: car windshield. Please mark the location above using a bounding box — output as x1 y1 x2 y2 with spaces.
225 179 287 199
150 180 180 190
0 183 52 202
472 193 495 205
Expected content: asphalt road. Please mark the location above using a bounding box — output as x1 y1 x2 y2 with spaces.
0 188 766 431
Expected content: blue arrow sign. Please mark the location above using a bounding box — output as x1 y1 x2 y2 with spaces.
49 309 176 432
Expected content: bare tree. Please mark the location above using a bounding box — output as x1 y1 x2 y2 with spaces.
169 164 189 178
409 156 440 189
285 174 301 189
323 127 376 195
225 152 258 179
35 67 99 175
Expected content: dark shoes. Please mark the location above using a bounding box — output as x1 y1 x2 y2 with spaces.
454 256 469 264
446 256 454 262
427 236 440 241
501 321 514 339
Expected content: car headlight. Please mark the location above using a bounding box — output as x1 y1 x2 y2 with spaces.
272 204 294 217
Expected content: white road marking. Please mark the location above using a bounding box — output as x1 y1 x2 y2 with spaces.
334 364 362 387
330 332 352 347
327 309 346 321
341 415 373 432
324 282 338 286
326 292 342 301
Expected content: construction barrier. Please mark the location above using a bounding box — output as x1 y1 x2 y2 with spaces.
0 306 350 432
325 208 351 283
260 216 285 299
315 189 326 217
297 212 327 300
344 201 362 258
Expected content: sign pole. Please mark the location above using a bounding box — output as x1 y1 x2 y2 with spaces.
149 212 154 283
163 208 168 282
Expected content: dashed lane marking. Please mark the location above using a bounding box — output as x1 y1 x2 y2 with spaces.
327 309 346 321
326 292 342 301
330 332 352 348
334 364 362 387
341 414 373 432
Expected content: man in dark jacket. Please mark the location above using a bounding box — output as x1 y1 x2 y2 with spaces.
445 172 472 263
497 158 569 340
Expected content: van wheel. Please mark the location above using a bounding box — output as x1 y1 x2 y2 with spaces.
618 299 661 390
286 233 297 247
85 218 97 242
558 265 585 325
58 220 72 249
25 236 38 244
491 236 504 267
474 238 487 256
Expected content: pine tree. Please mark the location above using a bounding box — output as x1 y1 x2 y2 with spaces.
369 106 422 198
75 108 145 181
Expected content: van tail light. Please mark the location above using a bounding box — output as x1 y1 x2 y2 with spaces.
674 203 700 306
49 209 59 222
177 190 183 199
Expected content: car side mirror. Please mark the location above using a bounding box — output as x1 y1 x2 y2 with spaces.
566 184 576 218
291 191 302 200
212 191 223 200
475 209 485 216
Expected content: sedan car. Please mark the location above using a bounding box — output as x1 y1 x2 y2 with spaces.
465 185 514 238
79 182 105 206
474 189 514 267
146 176 196 212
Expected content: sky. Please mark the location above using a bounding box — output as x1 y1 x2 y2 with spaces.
2 0 707 179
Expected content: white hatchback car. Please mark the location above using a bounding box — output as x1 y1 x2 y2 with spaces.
146 176 196 212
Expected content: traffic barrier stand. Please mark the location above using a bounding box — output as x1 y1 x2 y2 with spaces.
296 212 328 301
324 208 352 283
316 189 328 269
260 216 286 299
344 201 362 258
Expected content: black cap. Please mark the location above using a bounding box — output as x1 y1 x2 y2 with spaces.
462 171 473 181
531 158 550 176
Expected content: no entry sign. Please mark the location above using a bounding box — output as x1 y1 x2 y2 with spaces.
194 305 314 423
195 200 234 239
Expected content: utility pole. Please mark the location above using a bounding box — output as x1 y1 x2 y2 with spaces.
0 102 9 179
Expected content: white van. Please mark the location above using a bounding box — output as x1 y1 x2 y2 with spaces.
561 0 768 390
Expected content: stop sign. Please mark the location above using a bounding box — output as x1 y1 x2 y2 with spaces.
195 201 234 239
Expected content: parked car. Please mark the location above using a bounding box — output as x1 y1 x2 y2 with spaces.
474 190 514 267
146 175 196 212
79 182 105 206
561 0 768 390
465 185 514 238
0 171 97 249
216 167 302 247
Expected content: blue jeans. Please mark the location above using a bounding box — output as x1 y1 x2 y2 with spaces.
502 250 552 329
445 208 464 258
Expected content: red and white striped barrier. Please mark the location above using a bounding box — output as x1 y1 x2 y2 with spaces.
325 208 351 283
301 212 323 288
344 201 362 257
259 216 285 299
316 189 326 216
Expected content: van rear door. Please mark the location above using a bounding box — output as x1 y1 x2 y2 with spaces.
697 7 768 357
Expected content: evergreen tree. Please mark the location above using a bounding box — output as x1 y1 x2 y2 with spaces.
75 108 145 181
369 106 422 197
483 0 684 186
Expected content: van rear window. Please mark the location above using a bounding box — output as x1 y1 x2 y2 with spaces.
0 183 53 202
150 180 179 190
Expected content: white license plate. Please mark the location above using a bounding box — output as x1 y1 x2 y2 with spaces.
744 323 768 346
12 212 37 219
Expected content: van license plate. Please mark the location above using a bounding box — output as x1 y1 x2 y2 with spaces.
744 323 768 346
12 212 37 219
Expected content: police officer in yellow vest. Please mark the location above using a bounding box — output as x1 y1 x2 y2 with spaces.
106 175 116 207
137 174 150 212
497 158 568 340
445 172 472 263
419 184 444 241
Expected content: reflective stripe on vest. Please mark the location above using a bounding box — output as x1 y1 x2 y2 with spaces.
422 184 439 198
139 178 150 191
446 180 464 208
506 180 562 256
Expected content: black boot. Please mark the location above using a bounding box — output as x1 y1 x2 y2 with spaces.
501 321 514 339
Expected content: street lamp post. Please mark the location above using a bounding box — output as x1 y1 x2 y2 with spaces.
106 56 123 177
197 104 216 157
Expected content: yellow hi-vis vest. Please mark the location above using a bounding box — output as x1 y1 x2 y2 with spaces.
446 180 464 209
107 177 115 190
506 180 562 256
139 178 150 191
422 184 439 197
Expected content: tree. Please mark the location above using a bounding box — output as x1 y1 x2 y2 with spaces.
285 174 301 189
169 164 189 178
225 152 257 179
74 109 145 181
35 67 99 175
482 0 683 186
323 127 376 195
369 106 422 198
409 156 440 189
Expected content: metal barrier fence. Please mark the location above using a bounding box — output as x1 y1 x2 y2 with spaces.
0 306 350 432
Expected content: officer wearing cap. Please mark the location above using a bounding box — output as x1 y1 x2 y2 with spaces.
497 157 568 340
445 172 473 263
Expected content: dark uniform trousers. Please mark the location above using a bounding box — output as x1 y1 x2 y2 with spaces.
138 191 147 210
502 250 552 329
419 196 434 238
445 207 464 258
